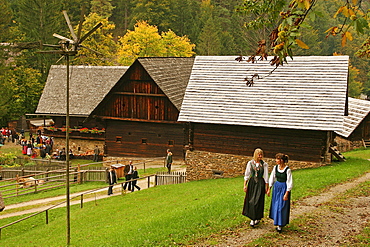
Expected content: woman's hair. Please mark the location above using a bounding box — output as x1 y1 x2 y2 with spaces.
253 148 264 161
275 153 289 163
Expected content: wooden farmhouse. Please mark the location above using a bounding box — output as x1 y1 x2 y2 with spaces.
178 56 350 166
335 97 370 151
91 57 195 158
34 65 128 153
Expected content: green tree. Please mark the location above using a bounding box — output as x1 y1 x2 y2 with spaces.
72 13 119 66
197 16 222 55
90 0 114 19
348 65 363 98
0 0 12 42
0 66 42 125
117 21 195 66
129 0 175 33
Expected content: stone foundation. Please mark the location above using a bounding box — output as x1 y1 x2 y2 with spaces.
185 150 326 181
335 136 364 153
52 138 104 156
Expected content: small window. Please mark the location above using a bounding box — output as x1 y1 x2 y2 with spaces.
168 140 174 146
142 138 147 144
128 132 131 135
77 147 81 151
116 136 122 143
157 134 161 137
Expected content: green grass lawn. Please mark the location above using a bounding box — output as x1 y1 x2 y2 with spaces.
0 153 369 246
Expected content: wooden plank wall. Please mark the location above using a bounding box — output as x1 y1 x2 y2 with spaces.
96 62 179 122
192 123 329 162
105 120 186 158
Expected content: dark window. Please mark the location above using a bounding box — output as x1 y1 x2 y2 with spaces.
142 138 147 144
116 136 122 143
168 140 174 146
158 134 161 137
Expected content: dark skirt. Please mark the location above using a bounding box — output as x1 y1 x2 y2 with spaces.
269 181 290 227
242 177 266 220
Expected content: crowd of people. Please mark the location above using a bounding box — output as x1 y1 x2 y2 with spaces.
242 148 293 233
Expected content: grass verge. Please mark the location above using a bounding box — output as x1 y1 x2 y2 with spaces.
0 156 369 246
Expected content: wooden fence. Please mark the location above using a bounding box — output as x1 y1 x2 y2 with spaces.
155 171 187 186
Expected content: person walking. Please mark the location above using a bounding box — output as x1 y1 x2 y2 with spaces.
166 149 173 173
267 153 293 233
131 166 141 192
123 161 133 192
107 166 117 195
242 148 269 227
93 145 100 162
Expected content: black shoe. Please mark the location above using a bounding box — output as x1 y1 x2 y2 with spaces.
250 220 255 228
276 226 282 233
254 220 260 225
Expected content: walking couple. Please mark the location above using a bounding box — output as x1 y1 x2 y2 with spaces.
242 148 293 233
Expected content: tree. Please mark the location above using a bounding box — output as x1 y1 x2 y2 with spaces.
0 66 42 125
71 12 119 65
90 0 114 19
197 16 222 55
117 21 195 66
240 0 370 65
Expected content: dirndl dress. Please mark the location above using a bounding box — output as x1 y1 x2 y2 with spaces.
269 166 291 227
242 161 266 221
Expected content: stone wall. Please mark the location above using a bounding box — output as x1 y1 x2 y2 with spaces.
52 137 104 156
335 136 364 153
185 150 326 181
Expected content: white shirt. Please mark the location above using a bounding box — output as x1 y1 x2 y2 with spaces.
269 165 293 191
244 160 269 184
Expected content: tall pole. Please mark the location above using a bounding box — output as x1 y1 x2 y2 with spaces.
66 54 71 245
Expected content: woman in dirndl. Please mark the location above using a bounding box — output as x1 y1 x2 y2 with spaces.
242 148 269 227
267 153 293 233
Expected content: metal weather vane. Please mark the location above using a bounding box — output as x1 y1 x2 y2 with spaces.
37 9 102 245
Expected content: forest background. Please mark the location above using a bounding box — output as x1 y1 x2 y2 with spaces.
0 0 369 127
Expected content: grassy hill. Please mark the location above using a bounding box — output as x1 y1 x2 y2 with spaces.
0 149 369 246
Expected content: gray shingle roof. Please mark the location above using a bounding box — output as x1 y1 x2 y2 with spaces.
138 57 195 110
335 97 370 138
36 65 129 116
178 56 349 131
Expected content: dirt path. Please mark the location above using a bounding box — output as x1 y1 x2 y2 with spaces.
195 172 370 246
0 164 186 219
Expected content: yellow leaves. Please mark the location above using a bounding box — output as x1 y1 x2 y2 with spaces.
295 39 309 49
294 0 311 10
334 5 356 18
341 31 353 46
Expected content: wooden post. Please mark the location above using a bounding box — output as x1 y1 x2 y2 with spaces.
77 164 81 184
46 210 49 224
80 194 83 208
46 168 49 181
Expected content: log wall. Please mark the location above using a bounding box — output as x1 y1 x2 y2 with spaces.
105 120 186 158
191 123 331 163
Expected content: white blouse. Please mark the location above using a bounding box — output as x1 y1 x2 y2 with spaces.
269 165 293 191
244 160 269 184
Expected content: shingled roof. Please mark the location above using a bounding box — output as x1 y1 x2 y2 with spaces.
178 56 349 131
36 65 128 116
137 57 195 110
335 97 370 138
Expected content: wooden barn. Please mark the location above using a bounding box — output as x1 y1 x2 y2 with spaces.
178 56 350 163
335 97 370 151
35 65 129 129
91 57 195 158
